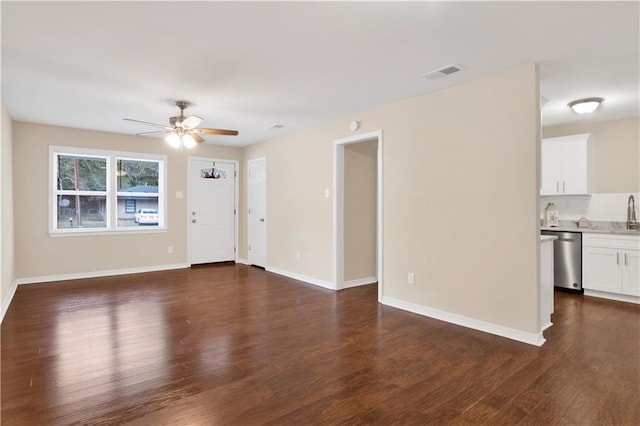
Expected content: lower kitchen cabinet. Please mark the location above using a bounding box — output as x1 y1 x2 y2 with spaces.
583 234 640 301
624 250 640 296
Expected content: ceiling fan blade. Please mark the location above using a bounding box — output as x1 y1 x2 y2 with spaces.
182 115 204 129
136 130 170 136
191 133 205 144
192 128 239 136
123 118 172 130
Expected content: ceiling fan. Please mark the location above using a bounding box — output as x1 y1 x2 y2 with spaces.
123 101 238 149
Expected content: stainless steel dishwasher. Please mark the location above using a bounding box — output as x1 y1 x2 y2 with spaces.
541 230 582 292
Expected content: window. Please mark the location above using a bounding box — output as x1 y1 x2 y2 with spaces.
124 199 136 214
50 147 166 234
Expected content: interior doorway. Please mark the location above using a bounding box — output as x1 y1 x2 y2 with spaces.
248 157 267 267
188 157 238 265
334 130 383 301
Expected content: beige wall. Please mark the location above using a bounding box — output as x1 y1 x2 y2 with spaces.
243 64 541 334
242 129 333 279
10 64 541 336
12 122 242 280
1 104 16 314
344 140 377 282
543 116 640 193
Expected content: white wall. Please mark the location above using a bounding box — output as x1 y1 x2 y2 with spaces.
1 104 16 320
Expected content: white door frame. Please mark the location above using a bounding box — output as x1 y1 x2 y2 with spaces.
333 130 383 302
248 157 267 267
187 156 239 265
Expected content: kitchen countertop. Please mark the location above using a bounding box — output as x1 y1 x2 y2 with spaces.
541 220 640 236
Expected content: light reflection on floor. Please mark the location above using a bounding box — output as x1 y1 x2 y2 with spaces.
53 293 168 407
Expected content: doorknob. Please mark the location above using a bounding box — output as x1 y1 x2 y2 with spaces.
259 218 265 222
192 219 197 223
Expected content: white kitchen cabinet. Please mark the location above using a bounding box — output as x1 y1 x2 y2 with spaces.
540 133 591 195
623 250 640 296
540 236 555 330
583 247 623 293
583 234 640 301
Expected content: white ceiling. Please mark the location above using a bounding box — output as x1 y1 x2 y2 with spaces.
2 2 638 147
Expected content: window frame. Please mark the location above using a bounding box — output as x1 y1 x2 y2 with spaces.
49 146 167 236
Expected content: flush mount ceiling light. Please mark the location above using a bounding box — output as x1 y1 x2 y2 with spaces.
568 97 604 114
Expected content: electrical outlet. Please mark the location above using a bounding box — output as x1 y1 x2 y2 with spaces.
296 251 300 261
408 272 415 284
168 246 174 254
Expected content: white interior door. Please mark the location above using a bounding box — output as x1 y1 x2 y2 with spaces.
189 159 236 264
248 158 266 267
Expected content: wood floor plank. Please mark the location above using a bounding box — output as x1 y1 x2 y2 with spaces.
2 264 639 425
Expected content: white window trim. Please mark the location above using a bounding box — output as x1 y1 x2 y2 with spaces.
49 146 167 236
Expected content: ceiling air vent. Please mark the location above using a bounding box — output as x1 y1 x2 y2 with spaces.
421 64 464 80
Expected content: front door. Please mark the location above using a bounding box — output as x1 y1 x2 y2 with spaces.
189 158 236 264
248 158 267 267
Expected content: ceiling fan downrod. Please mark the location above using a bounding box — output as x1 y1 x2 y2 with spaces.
174 100 189 127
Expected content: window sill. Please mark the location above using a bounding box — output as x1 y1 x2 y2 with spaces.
49 227 168 237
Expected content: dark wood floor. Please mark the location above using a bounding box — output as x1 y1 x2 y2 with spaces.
1 264 639 425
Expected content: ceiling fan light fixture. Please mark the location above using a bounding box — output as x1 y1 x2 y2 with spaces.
568 97 604 114
182 134 197 149
166 133 181 148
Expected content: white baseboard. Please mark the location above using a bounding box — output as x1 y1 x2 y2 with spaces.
1 280 18 323
584 289 640 305
541 321 553 331
236 258 251 265
266 266 336 290
15 263 190 286
381 296 545 347
341 276 377 289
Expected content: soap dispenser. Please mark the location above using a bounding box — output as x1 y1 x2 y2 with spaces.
544 203 559 227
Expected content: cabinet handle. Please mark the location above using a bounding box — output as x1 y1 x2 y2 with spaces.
562 181 565 192
616 253 620 265
625 253 628 266
556 181 559 193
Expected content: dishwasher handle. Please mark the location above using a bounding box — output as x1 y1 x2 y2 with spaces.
557 237 577 243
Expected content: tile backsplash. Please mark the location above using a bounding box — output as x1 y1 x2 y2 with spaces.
540 193 640 223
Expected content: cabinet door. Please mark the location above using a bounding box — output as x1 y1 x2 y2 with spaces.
622 250 640 296
583 247 622 293
540 134 591 195
540 141 561 195
560 136 589 194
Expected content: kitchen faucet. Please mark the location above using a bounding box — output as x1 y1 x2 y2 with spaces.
628 195 639 230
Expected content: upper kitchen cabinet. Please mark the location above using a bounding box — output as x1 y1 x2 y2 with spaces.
541 133 592 195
